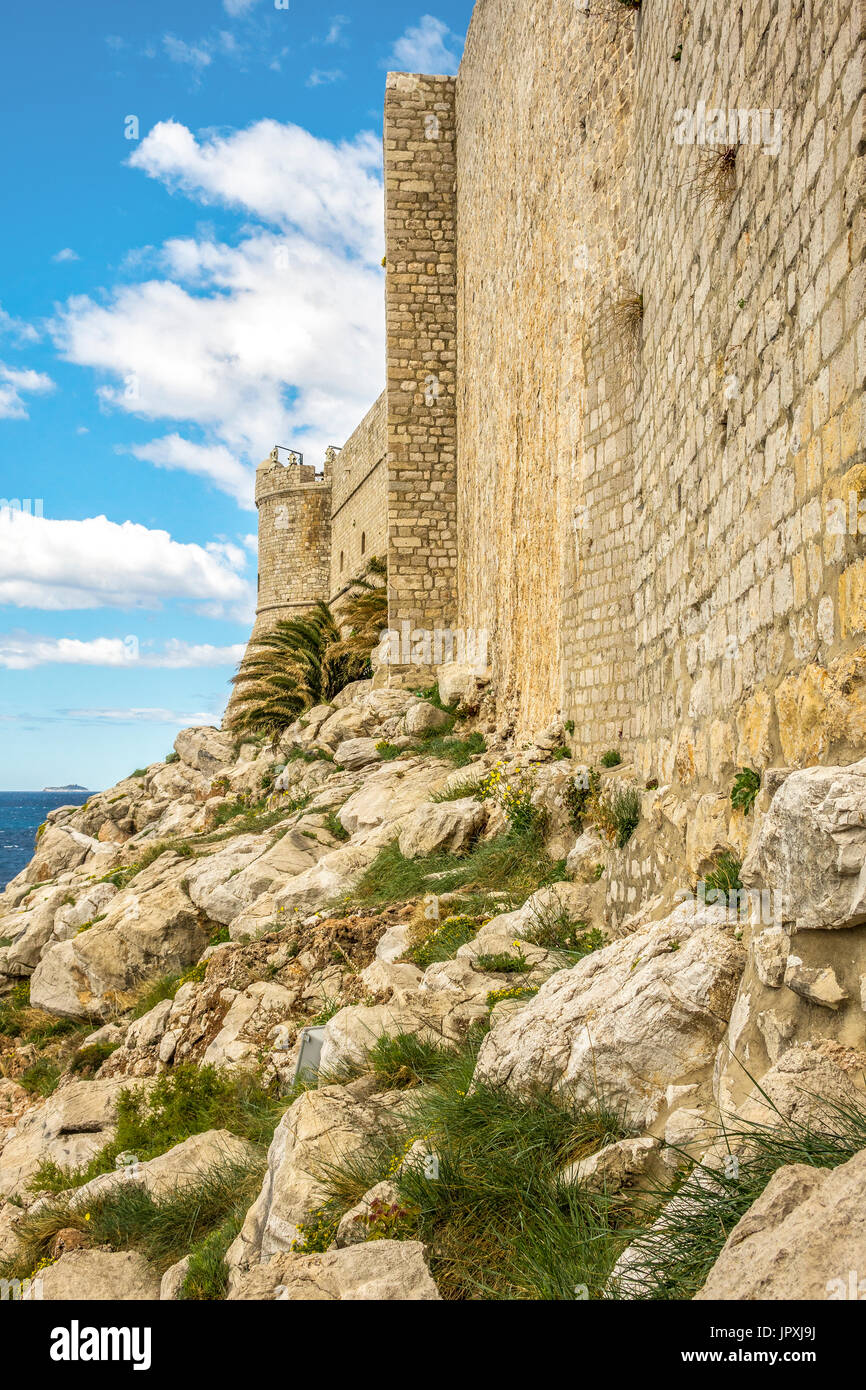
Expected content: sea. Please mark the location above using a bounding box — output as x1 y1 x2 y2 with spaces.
0 791 92 891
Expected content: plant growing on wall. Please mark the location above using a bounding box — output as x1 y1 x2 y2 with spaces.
731 767 761 815
689 145 738 213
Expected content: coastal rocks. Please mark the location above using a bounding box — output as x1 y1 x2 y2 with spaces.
173 726 235 777
403 701 452 736
29 853 211 1020
0 1078 151 1199
397 797 486 859
338 761 448 836
741 759 866 931
472 902 745 1132
26 1250 161 1301
227 1080 409 1279
695 1151 866 1300
334 738 382 771
318 986 488 1074
228 1240 440 1301
201 982 298 1069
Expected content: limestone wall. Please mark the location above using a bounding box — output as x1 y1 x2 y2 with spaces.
384 73 459 641
454 0 865 777
329 392 388 599
456 0 638 747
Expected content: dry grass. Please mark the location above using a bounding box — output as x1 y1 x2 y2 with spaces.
687 145 738 214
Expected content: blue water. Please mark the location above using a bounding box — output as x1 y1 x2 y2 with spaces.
0 791 92 890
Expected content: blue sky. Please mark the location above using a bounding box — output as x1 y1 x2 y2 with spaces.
0 0 470 790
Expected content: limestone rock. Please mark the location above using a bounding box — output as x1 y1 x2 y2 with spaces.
403 701 452 735
560 1136 661 1192
67 1129 259 1210
473 902 745 1131
695 1151 866 1300
375 924 410 963
334 738 382 770
566 830 606 882
0 1077 152 1199
397 797 486 859
228 1240 440 1300
338 761 445 836
26 1249 160 1301
752 926 789 987
334 1179 403 1247
160 1256 191 1300
227 1081 409 1278
202 981 298 1068
437 662 489 709
174 726 234 776
741 758 866 930
29 854 211 1019
783 956 849 1009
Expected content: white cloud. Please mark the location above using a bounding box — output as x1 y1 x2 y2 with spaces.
387 15 463 74
52 248 80 263
0 511 252 615
325 15 349 44
307 68 344 87
222 0 258 14
127 119 383 255
0 306 39 345
66 707 221 725
127 435 254 509
0 364 55 420
163 34 213 69
0 632 245 670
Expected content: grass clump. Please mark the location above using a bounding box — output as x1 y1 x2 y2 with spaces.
589 782 641 848
324 809 350 841
315 1030 635 1300
68 1041 120 1076
29 1064 284 1195
405 914 479 968
4 1158 263 1285
475 950 529 975
731 767 761 815
564 768 600 832
522 903 605 961
365 1033 457 1089
703 852 743 895
600 749 622 767
429 776 481 803
418 731 486 767
18 1057 62 1097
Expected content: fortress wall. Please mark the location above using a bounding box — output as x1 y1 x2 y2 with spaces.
329 391 388 598
455 0 638 748
383 73 459 641
252 461 331 641
633 0 865 786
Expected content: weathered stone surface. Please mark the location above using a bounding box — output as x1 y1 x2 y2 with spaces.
338 761 445 836
174 726 235 776
334 738 382 770
29 855 211 1019
566 830 606 882
375 924 410 963
67 1129 258 1210
228 1240 440 1300
473 902 745 1131
26 1249 160 1301
403 701 452 735
437 663 489 710
0 1078 151 1199
752 926 789 988
397 797 486 859
160 1256 191 1300
695 1151 866 1301
783 956 849 1009
741 759 866 931
560 1137 661 1192
202 982 298 1068
227 1081 409 1278
319 987 487 1074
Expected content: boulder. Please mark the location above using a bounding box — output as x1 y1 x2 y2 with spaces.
334 738 382 771
695 1151 866 1300
741 758 866 930
29 854 211 1019
319 988 487 1074
160 1256 191 1300
201 982 298 1069
226 1080 409 1277
334 1179 404 1247
566 830 606 882
473 902 745 1132
26 1249 160 1301
338 761 446 837
560 1137 662 1192
375 924 411 963
437 662 489 709
174 726 235 776
403 701 452 736
67 1130 259 1210
228 1240 440 1300
397 798 486 859
0 1078 152 1199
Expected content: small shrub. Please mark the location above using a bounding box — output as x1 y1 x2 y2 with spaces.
165 751 180 764
291 1204 342 1253
69 1041 119 1075
689 144 738 214
731 767 761 815
478 763 544 835
564 768 600 831
19 1058 62 1097
406 914 479 968
590 783 641 848
703 852 743 895
475 950 529 975
130 768 148 779
486 984 539 1008
600 749 622 768
430 777 480 802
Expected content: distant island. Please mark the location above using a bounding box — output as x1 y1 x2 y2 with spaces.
42 784 90 792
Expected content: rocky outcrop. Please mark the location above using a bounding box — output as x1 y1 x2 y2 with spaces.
26 1249 161 1300
228 1240 441 1300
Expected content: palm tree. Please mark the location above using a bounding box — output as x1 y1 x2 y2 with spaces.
227 559 388 743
